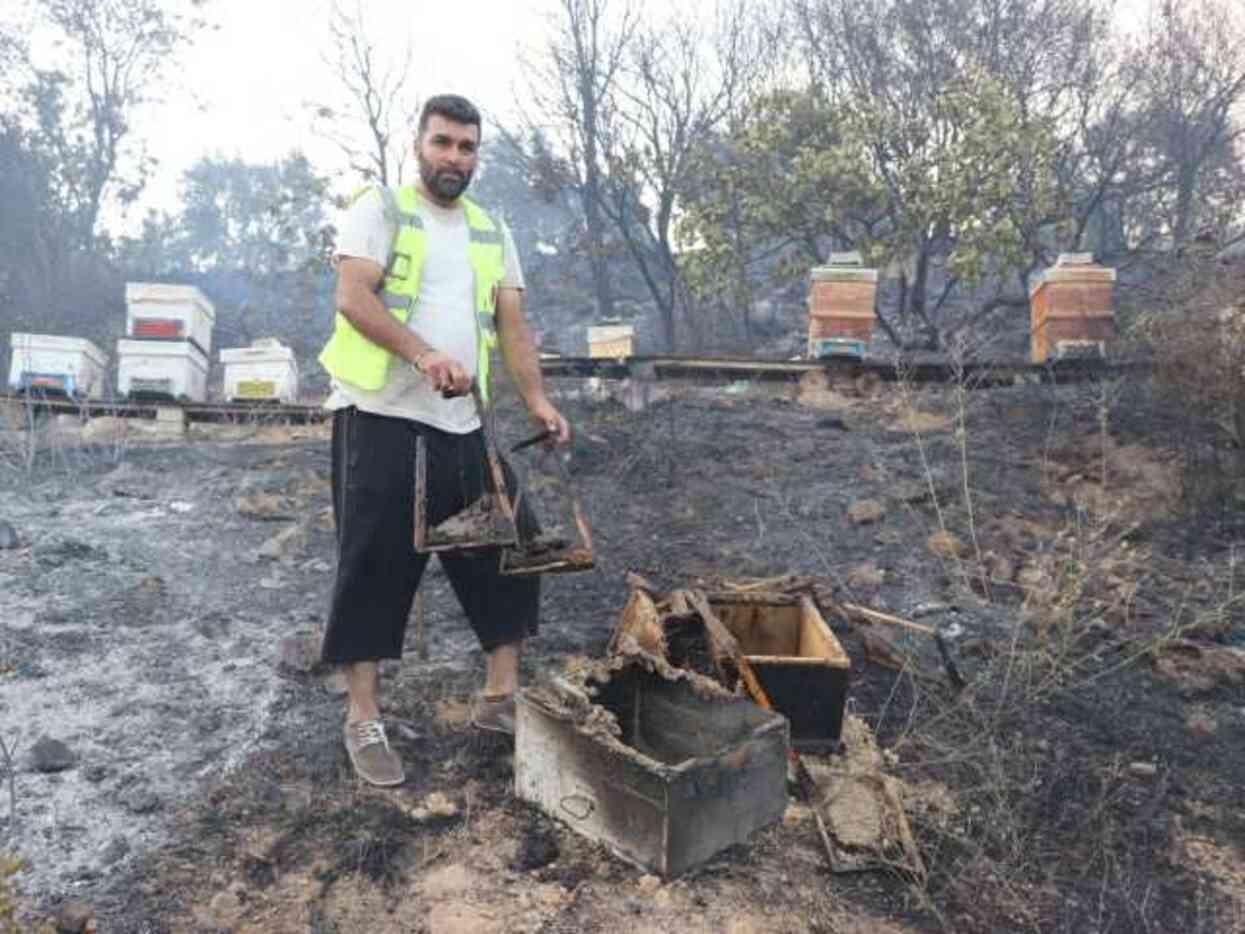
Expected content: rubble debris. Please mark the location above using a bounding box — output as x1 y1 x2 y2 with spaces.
859 628 907 671
323 668 349 695
81 416 128 445
29 736 76 773
1170 817 1245 918
1186 708 1219 737
408 792 460 822
794 370 853 410
55 900 95 933
636 874 663 893
99 836 130 866
848 499 886 526
926 529 966 559
893 479 939 505
889 406 952 434
811 715 927 879
1151 639 1245 696
236 491 291 521
202 890 244 929
276 632 323 675
845 561 885 593
122 787 161 815
510 823 560 872
258 521 310 562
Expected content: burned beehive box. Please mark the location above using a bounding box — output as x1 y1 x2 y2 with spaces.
709 593 850 751
611 587 851 751
515 657 789 878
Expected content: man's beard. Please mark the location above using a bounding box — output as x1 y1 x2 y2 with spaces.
418 152 472 201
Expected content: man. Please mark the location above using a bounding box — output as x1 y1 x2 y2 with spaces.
319 94 570 787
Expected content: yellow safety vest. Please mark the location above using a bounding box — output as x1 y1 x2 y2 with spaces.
318 185 505 401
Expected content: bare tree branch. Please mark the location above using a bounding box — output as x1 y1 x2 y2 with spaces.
309 0 420 187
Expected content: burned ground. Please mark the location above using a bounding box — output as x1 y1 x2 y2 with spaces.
1 372 1244 932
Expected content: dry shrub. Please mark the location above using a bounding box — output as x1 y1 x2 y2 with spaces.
1139 259 1245 509
880 362 1229 930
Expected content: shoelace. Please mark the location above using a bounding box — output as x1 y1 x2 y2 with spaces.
351 720 389 749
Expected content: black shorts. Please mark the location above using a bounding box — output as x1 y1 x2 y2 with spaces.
321 407 540 663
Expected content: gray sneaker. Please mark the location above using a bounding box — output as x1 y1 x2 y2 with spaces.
344 719 405 786
471 693 516 736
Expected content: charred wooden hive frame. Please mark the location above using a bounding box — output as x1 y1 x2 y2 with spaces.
413 385 520 553
500 431 595 576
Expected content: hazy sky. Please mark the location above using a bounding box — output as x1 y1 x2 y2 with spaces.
133 0 1161 214
15 0 1166 229
134 0 556 222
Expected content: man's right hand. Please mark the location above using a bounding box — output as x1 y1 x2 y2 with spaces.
415 349 472 398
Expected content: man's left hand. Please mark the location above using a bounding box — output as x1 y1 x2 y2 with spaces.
527 396 571 445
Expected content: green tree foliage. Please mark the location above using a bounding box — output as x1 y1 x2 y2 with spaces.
681 70 1062 348
10 0 208 244
174 154 333 276
679 89 882 303
0 0 206 345
679 0 1244 350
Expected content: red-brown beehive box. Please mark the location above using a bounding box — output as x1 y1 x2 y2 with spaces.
807 252 878 357
1030 254 1117 363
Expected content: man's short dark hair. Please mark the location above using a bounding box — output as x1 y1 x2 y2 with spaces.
418 95 482 136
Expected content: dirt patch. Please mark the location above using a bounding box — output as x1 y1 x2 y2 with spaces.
887 405 953 434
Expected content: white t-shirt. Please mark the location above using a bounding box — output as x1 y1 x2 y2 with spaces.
324 187 524 433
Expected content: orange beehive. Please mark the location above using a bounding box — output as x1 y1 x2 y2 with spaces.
807 253 877 357
1030 254 1116 363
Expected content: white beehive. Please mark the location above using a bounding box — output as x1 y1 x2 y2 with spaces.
124 282 216 355
587 324 635 358
117 339 209 402
7 333 108 399
219 338 299 403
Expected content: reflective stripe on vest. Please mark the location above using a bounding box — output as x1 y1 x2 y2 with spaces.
318 184 506 400
380 290 410 310
468 228 502 245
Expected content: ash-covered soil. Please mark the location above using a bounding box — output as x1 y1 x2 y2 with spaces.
2 374 1244 932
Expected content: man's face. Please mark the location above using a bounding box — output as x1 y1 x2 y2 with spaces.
417 114 480 203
